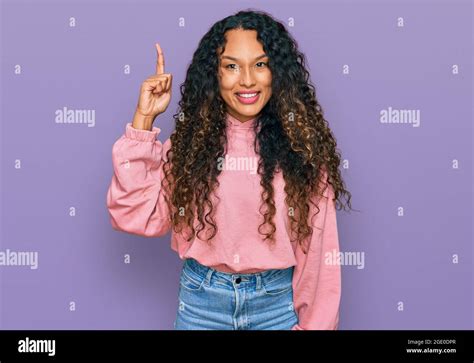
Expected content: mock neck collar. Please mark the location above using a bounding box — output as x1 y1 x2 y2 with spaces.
225 112 257 129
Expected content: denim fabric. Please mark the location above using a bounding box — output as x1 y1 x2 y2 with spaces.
174 258 299 330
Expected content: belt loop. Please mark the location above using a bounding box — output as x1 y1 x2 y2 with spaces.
256 273 262 291
205 268 214 287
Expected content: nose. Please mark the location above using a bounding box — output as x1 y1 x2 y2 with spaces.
239 66 256 87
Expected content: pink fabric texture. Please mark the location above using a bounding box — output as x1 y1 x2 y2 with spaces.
106 112 341 330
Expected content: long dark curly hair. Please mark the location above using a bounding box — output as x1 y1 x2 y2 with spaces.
161 9 354 254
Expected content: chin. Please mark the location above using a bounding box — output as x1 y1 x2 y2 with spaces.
236 108 259 115
234 104 262 115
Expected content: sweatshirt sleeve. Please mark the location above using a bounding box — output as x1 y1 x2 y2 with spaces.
106 122 172 237
291 170 341 330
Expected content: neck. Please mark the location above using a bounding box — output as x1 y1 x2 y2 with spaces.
225 112 258 129
226 110 259 123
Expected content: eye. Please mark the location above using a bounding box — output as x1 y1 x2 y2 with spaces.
256 61 267 68
225 64 238 70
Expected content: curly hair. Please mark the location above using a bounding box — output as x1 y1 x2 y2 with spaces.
161 9 354 254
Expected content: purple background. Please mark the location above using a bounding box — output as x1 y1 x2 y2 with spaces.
1 0 472 329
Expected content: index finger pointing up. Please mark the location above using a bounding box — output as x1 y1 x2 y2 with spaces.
155 42 165 74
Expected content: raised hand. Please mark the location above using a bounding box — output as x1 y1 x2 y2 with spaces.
133 43 173 130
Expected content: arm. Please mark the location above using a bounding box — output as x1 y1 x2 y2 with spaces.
106 122 172 237
291 170 341 330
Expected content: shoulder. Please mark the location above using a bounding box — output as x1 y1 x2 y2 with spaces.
161 138 172 161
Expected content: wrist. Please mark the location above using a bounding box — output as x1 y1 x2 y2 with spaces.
132 110 156 131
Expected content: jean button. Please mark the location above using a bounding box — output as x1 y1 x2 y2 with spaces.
235 277 241 284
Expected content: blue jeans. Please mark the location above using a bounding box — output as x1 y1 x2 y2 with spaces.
174 258 299 330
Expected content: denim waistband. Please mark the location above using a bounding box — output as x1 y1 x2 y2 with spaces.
183 258 294 289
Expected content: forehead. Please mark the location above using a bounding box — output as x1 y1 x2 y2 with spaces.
219 29 265 56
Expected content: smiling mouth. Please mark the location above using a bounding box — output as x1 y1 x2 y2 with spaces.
235 91 260 98
235 91 261 104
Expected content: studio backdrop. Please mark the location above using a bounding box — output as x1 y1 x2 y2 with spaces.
0 0 472 329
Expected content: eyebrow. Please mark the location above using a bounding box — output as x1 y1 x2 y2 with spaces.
220 54 268 62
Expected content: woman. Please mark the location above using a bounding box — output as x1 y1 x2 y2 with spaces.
107 9 352 330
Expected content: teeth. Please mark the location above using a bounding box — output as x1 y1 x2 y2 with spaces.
237 92 258 98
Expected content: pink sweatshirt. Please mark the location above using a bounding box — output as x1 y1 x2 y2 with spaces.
106 112 341 330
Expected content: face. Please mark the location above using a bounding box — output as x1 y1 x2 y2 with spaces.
217 29 272 123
